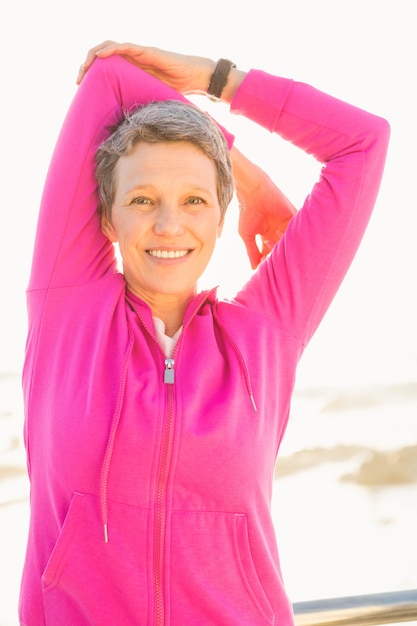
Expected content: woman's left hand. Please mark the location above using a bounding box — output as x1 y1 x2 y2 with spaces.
76 40 215 94
231 147 297 269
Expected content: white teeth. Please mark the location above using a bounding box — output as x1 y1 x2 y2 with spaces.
148 249 189 259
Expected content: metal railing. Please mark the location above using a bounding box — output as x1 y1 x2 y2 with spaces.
293 588 417 625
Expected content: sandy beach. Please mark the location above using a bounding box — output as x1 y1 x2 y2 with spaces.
1 373 417 625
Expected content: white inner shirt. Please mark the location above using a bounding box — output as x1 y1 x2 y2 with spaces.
152 317 182 358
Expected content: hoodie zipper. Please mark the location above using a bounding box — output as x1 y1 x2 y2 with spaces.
155 358 175 626
125 295 194 625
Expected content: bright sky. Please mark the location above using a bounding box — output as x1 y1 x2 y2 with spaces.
1 0 416 388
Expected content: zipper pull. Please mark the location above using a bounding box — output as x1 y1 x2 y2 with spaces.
164 358 175 384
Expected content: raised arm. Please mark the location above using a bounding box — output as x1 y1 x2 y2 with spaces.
232 70 390 345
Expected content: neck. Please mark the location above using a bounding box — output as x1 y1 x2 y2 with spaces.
128 286 194 337
152 304 185 338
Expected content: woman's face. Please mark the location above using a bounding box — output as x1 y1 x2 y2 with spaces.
102 141 223 303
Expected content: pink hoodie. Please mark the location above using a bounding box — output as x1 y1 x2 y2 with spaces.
19 56 390 625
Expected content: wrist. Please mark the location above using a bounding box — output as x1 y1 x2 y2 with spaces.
220 67 246 102
205 59 246 103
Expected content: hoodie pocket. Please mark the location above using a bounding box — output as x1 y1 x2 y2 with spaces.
169 510 274 625
41 492 149 625
41 492 86 593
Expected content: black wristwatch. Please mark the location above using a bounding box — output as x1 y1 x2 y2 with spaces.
207 58 236 101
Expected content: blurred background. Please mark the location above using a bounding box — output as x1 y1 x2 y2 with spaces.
1 0 416 624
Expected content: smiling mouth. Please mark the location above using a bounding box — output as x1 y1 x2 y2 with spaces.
147 249 191 259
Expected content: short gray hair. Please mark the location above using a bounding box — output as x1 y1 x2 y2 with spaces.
95 99 233 221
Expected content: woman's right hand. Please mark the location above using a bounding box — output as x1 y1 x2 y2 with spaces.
231 147 297 269
76 41 215 94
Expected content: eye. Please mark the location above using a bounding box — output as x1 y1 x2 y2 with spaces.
186 196 205 205
131 196 152 206
129 196 155 210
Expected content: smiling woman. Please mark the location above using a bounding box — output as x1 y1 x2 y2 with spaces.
18 41 389 626
100 140 224 332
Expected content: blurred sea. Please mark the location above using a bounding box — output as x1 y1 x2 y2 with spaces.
1 371 416 625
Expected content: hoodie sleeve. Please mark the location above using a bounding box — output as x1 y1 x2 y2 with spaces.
27 56 233 292
231 69 390 349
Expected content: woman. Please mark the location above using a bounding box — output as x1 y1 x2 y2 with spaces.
19 42 390 625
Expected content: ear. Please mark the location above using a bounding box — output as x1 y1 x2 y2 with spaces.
217 218 224 238
101 215 118 243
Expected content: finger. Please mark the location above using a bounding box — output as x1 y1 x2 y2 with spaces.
264 231 285 247
76 63 86 85
257 241 271 265
76 40 120 84
93 41 144 58
76 51 101 84
262 239 276 252
242 237 262 270
83 40 117 64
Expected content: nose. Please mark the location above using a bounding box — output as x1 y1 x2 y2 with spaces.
153 203 185 237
